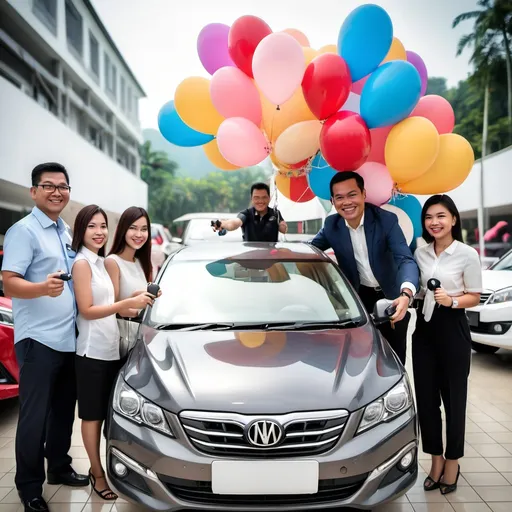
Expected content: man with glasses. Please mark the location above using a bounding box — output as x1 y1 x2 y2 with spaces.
1 163 88 512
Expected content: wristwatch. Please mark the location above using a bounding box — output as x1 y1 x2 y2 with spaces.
400 291 413 306
451 298 459 309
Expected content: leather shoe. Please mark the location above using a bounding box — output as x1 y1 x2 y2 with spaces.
47 469 89 487
21 497 49 512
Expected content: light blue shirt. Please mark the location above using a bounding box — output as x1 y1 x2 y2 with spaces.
1 207 76 351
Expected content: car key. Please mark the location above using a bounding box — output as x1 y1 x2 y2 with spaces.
58 273 72 281
147 283 160 297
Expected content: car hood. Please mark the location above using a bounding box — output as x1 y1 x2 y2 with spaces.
124 324 403 414
482 270 512 292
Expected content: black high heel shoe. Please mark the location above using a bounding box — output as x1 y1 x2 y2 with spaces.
423 473 443 491
440 464 460 495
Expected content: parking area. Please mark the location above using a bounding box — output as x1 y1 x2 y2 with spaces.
0 340 512 512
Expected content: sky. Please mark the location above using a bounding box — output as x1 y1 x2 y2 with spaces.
90 0 480 130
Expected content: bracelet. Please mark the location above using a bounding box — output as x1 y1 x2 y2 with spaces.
400 291 413 306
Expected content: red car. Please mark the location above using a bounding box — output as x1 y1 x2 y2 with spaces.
0 295 18 400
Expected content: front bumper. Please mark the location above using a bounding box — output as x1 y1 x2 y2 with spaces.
106 406 418 511
468 303 512 350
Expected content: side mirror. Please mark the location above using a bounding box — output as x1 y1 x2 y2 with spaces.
372 298 394 325
171 237 183 244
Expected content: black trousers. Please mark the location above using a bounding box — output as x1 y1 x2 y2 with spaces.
358 285 410 365
14 339 77 500
412 305 471 460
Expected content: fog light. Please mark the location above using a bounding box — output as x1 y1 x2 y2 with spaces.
114 462 128 477
493 324 503 333
398 450 415 470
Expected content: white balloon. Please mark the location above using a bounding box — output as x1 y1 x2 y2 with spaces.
340 92 361 114
381 204 414 246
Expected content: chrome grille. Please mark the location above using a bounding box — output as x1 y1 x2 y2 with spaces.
179 410 349 457
480 292 492 305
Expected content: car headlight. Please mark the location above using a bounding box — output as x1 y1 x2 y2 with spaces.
112 377 174 437
357 377 413 434
488 287 512 305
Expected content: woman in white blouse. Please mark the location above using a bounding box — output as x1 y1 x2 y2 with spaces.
71 205 153 501
413 195 482 496
105 207 157 361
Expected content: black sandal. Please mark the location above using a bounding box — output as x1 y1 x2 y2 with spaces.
440 465 460 495
423 474 443 491
88 470 118 501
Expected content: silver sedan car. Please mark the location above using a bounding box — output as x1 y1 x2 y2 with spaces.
106 242 418 510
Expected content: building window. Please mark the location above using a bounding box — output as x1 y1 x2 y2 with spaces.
120 77 126 111
104 53 117 99
89 32 99 77
33 0 57 34
127 87 132 114
65 0 83 57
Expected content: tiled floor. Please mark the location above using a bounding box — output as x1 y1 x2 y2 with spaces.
1 332 512 511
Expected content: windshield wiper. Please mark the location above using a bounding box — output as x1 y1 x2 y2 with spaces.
153 322 236 331
266 320 363 331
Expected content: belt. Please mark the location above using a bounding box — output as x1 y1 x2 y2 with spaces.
360 284 382 292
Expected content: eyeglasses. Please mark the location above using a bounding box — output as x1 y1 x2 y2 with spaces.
36 184 71 193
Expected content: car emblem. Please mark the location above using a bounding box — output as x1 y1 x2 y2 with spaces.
246 419 283 447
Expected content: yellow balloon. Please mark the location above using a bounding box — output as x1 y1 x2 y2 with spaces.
274 120 322 164
385 117 440 183
236 332 266 348
174 77 224 135
260 86 316 144
382 37 407 63
303 47 319 65
399 134 475 194
203 139 239 171
318 44 337 54
283 28 310 47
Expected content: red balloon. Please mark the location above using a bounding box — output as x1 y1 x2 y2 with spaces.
367 125 393 164
228 15 272 78
302 54 352 120
320 111 371 171
351 75 369 95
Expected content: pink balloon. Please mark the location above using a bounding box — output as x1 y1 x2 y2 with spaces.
217 117 269 167
410 95 455 134
367 126 393 164
356 162 394 206
211 67 262 126
253 32 305 105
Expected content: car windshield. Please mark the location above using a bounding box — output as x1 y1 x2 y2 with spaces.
149 258 365 326
491 250 512 271
187 219 243 242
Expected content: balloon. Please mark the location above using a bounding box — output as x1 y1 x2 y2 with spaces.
382 37 407 63
210 67 262 126
274 120 322 164
308 154 337 200
410 95 455 134
367 126 393 164
320 111 371 172
399 134 475 194
385 117 439 183
302 54 352 120
352 76 369 95
197 23 235 75
276 174 315 202
217 117 269 167
203 139 240 171
381 204 414 245
270 153 308 172
260 86 316 144
340 92 361 114
361 61 421 129
283 28 310 47
228 15 272 78
174 77 224 135
303 47 319 65
253 32 305 105
389 194 422 241
406 51 428 96
356 162 393 206
157 100 214 147
318 44 337 54
337 4 393 82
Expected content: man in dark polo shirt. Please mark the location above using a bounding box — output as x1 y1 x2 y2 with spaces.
213 183 287 242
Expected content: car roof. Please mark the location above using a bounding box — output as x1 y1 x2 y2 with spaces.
170 241 330 262
173 212 238 222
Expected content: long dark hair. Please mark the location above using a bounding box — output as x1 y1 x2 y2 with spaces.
421 194 463 244
108 206 152 281
71 205 108 257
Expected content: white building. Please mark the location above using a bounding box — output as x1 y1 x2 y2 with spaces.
0 0 148 241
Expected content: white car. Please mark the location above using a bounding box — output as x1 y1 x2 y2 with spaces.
467 249 512 353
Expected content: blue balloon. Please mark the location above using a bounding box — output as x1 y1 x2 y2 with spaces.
158 100 214 147
389 194 422 243
308 154 338 200
337 5 393 82
360 61 421 129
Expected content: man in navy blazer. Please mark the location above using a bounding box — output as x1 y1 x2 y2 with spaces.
311 171 419 365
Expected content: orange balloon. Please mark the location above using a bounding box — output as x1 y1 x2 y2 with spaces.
203 139 240 171
399 134 475 194
274 120 322 164
318 44 337 54
382 37 407 63
276 174 316 202
236 332 266 348
303 47 319 65
283 28 310 47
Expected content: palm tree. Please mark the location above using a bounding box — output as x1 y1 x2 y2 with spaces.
139 141 177 185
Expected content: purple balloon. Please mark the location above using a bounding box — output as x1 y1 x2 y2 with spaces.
406 51 428 96
197 23 235 75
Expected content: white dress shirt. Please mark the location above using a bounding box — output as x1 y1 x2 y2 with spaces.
75 247 120 361
346 215 416 295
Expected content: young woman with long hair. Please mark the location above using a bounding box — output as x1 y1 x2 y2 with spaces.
71 205 153 501
413 195 482 495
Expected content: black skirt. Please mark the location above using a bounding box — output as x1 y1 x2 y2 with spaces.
75 354 122 421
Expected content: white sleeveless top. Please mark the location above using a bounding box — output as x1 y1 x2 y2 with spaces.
74 247 120 361
106 254 147 299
